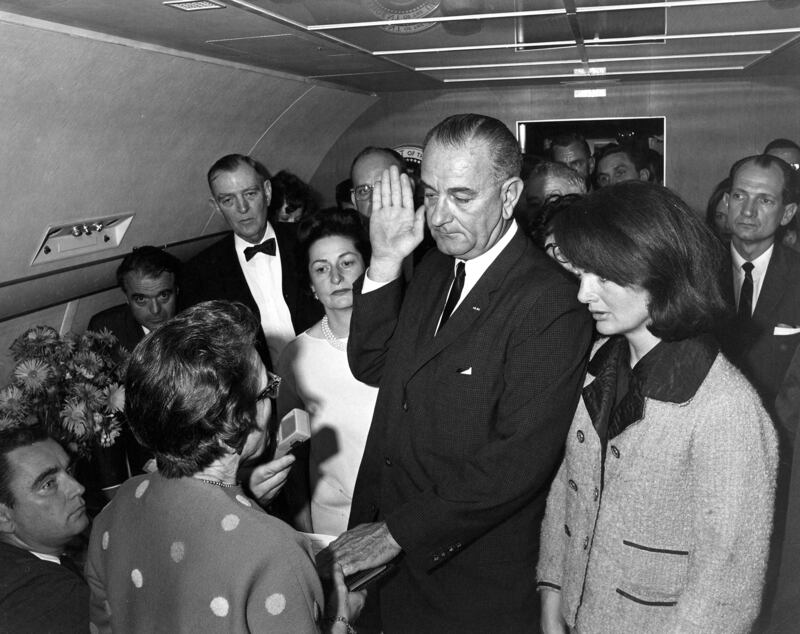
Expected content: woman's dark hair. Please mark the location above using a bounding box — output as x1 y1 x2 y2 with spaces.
705 177 731 238
124 300 261 477
268 170 317 219
551 181 727 341
296 208 371 291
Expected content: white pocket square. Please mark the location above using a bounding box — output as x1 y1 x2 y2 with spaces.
458 367 473 375
774 325 800 336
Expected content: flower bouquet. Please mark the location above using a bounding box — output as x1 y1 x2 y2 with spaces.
0 326 128 485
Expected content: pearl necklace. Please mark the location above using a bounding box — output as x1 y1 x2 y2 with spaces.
195 477 238 488
321 316 348 351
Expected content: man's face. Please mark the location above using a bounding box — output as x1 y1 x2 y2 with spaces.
596 152 647 188
524 174 584 209
725 161 797 258
210 164 271 244
350 153 404 220
0 440 88 555
552 142 593 182
766 147 800 171
421 139 521 260
123 271 178 331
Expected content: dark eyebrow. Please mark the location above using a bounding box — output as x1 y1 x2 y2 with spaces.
31 466 59 490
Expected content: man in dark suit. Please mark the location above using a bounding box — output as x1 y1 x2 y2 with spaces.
0 425 89 633
326 114 592 633
181 154 322 369
717 153 800 628
718 154 800 432
88 246 181 353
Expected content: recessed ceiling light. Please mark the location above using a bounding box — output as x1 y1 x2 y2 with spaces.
163 0 225 11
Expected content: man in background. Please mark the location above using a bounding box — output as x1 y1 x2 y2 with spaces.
0 426 89 633
88 246 180 353
182 153 321 369
550 132 594 189
765 138 800 171
594 144 653 188
349 146 408 224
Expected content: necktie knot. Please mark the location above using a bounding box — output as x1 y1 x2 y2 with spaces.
243 238 276 261
742 262 754 275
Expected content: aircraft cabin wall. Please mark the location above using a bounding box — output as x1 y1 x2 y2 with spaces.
313 77 800 218
0 14 376 379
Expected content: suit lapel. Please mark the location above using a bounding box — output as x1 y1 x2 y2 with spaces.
754 243 789 322
410 231 527 372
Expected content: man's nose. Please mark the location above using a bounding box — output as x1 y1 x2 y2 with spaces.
148 299 161 315
428 197 449 226
65 473 85 498
235 195 249 213
742 197 757 216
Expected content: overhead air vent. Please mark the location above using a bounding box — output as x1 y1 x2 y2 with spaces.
31 214 135 266
163 0 225 12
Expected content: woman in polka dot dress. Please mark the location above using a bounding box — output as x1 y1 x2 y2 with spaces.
86 301 362 633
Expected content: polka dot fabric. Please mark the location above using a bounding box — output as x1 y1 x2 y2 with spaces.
85 473 323 633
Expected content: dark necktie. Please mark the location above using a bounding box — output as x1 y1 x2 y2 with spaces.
243 238 276 261
738 261 754 319
438 261 466 333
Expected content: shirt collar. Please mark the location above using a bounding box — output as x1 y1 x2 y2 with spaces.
731 241 773 274
234 221 276 254
457 220 518 279
29 551 62 565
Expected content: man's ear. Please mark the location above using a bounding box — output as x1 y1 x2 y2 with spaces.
781 202 798 226
208 197 221 216
501 177 524 218
263 180 272 206
723 192 730 210
588 157 595 174
638 168 651 182
0 502 15 535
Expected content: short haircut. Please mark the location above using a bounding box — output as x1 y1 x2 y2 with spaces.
267 170 316 217
116 246 181 292
124 300 261 478
764 138 800 154
349 147 405 180
728 154 799 205
423 113 522 182
529 193 584 248
551 181 727 341
526 161 587 194
595 143 651 176
296 208 371 290
550 132 591 159
207 154 271 191
0 425 49 508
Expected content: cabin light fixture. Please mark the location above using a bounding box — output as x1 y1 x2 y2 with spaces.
162 0 225 11
574 67 607 76
442 65 743 82
31 214 135 266
574 88 607 98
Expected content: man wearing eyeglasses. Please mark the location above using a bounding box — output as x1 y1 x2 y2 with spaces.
182 154 322 369
350 146 408 224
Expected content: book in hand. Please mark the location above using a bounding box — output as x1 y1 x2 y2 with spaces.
345 563 394 592
273 408 311 459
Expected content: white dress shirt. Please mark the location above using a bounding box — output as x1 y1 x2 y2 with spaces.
363 221 519 332
731 242 773 316
234 223 296 361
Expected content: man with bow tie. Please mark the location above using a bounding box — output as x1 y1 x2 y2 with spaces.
182 154 322 369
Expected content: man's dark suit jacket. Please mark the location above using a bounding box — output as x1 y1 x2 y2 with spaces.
181 224 322 368
718 243 800 432
0 541 88 633
87 303 143 354
347 229 592 633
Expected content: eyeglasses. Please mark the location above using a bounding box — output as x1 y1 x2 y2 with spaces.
351 184 373 201
256 372 281 401
545 242 570 265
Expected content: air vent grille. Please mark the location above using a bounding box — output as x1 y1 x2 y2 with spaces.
163 0 225 12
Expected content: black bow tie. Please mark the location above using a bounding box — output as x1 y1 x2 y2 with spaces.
243 238 276 261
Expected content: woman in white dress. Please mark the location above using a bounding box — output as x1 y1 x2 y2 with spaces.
278 208 378 536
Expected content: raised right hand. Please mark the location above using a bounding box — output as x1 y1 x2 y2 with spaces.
368 165 425 283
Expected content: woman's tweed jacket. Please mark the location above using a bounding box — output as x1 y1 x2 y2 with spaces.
537 336 778 634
